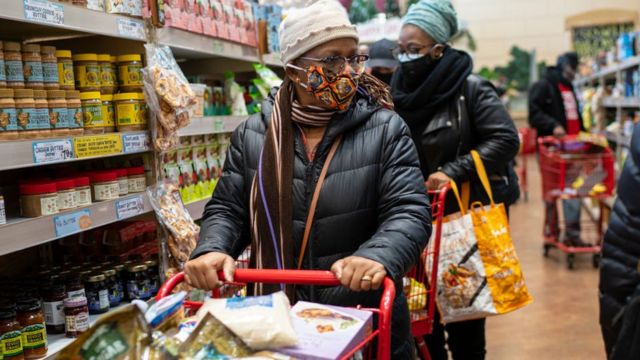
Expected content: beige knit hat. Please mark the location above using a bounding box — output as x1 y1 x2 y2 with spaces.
279 0 359 65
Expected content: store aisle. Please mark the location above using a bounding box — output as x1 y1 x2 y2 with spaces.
485 157 606 359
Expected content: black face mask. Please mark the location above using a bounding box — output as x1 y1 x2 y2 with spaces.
371 70 393 85
400 54 440 89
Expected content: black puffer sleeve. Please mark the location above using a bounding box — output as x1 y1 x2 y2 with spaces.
353 112 432 281
528 79 559 136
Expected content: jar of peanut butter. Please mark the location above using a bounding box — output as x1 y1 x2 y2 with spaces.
117 54 143 92
34 90 51 138
4 41 25 89
23 44 45 90
0 89 18 140
98 54 115 94
80 91 103 134
101 94 115 133
41 46 60 90
66 90 84 136
0 42 7 88
16 89 38 139
48 90 68 136
56 50 75 91
73 54 100 92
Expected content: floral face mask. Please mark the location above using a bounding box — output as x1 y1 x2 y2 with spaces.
287 64 359 111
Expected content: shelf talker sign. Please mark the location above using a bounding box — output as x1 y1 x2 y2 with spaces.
122 132 150 153
32 139 74 164
115 195 146 220
74 134 123 159
53 209 92 237
24 0 64 26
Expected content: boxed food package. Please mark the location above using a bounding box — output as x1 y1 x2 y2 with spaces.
280 301 373 360
190 83 206 117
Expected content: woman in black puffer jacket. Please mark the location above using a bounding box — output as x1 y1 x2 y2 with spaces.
184 1 430 358
600 121 640 358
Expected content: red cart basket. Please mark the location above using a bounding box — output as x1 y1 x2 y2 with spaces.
157 269 396 360
538 135 614 269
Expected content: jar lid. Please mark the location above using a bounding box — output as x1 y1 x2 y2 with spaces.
113 93 139 101
103 269 116 277
3 41 21 52
73 53 98 62
126 166 145 176
42 282 65 294
90 171 117 183
101 94 114 102
113 264 125 272
22 44 41 53
56 179 75 191
47 90 67 99
86 274 106 282
117 54 142 62
115 168 127 178
65 90 81 99
90 265 103 271
136 92 145 100
74 176 90 187
0 89 14 98
110 55 117 62
20 182 57 195
97 54 111 62
41 45 56 54
127 264 148 273
79 91 101 101
14 89 35 98
78 269 92 277
33 90 47 99
144 259 158 267
63 296 87 308
0 309 17 320
16 299 41 312
56 50 72 58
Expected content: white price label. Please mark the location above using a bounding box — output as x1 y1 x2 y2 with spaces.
115 195 146 220
32 139 74 164
23 0 64 25
214 118 225 133
117 18 145 40
212 40 225 54
122 132 150 153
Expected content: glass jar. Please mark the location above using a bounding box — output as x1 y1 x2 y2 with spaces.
56 50 74 91
112 264 126 301
80 91 103 134
89 171 119 202
126 264 148 301
32 90 50 138
144 259 160 298
63 273 85 299
110 55 118 87
65 90 84 136
0 88 18 140
114 168 129 196
117 54 143 92
114 92 146 131
16 299 47 359
41 283 66 334
4 42 25 89
19 182 58 217
15 89 37 139
22 44 44 90
0 308 24 360
56 179 76 211
100 94 115 133
74 176 92 207
41 46 59 90
103 269 122 307
0 41 7 88
84 274 109 314
98 54 115 94
73 54 100 92
63 296 89 338
126 166 146 193
47 90 68 137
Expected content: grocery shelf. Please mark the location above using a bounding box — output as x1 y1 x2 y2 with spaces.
602 96 640 109
0 131 150 171
185 198 208 220
575 56 640 86
157 27 259 62
178 116 247 137
0 193 152 256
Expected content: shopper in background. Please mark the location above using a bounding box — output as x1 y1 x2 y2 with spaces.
599 121 640 358
528 53 589 247
184 0 430 358
367 38 399 85
390 0 520 359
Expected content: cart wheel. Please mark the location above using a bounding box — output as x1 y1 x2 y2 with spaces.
567 254 575 270
592 254 601 269
543 244 552 257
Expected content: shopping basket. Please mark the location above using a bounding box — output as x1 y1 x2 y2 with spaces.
517 127 537 202
405 184 449 360
156 269 396 360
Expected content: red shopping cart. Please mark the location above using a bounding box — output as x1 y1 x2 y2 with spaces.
517 127 537 202
405 184 449 360
157 269 396 360
538 135 614 269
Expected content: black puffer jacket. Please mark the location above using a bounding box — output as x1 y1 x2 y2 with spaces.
599 122 640 356
192 90 431 358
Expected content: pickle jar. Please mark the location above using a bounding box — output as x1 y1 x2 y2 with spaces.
41 46 59 90
98 54 115 94
0 88 18 140
33 90 51 138
22 44 44 90
100 94 115 133
0 41 7 88
4 41 25 89
80 91 103 134
65 90 84 136
56 50 75 91
15 89 37 139
115 92 146 131
47 90 68 136
117 54 143 92
73 53 100 92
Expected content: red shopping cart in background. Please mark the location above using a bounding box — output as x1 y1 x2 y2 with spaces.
538 135 614 269
517 127 537 202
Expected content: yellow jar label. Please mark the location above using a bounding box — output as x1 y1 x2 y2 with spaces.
22 323 47 350
102 103 115 127
100 64 115 87
1 330 23 357
74 64 100 89
116 103 146 125
118 64 143 87
82 103 104 128
58 62 75 87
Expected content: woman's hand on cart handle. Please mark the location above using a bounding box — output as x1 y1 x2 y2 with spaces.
331 256 387 292
426 171 451 191
553 125 566 138
184 252 236 290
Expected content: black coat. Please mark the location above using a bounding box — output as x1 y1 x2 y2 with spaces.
528 67 585 137
192 91 431 358
600 122 640 356
404 75 520 212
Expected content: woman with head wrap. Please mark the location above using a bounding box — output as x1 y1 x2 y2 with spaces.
391 0 520 359
185 0 430 357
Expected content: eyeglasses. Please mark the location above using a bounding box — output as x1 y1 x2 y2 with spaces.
294 54 369 80
392 43 435 59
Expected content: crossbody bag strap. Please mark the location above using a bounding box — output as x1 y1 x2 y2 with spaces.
297 135 343 270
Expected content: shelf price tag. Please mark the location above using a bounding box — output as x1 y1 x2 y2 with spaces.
122 132 150 153
32 139 74 164
53 209 92 237
117 18 145 40
23 0 64 26
74 134 123 159
115 195 146 220
212 40 225 54
214 118 225 133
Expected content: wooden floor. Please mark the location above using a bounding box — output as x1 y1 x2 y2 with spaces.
485 156 606 359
